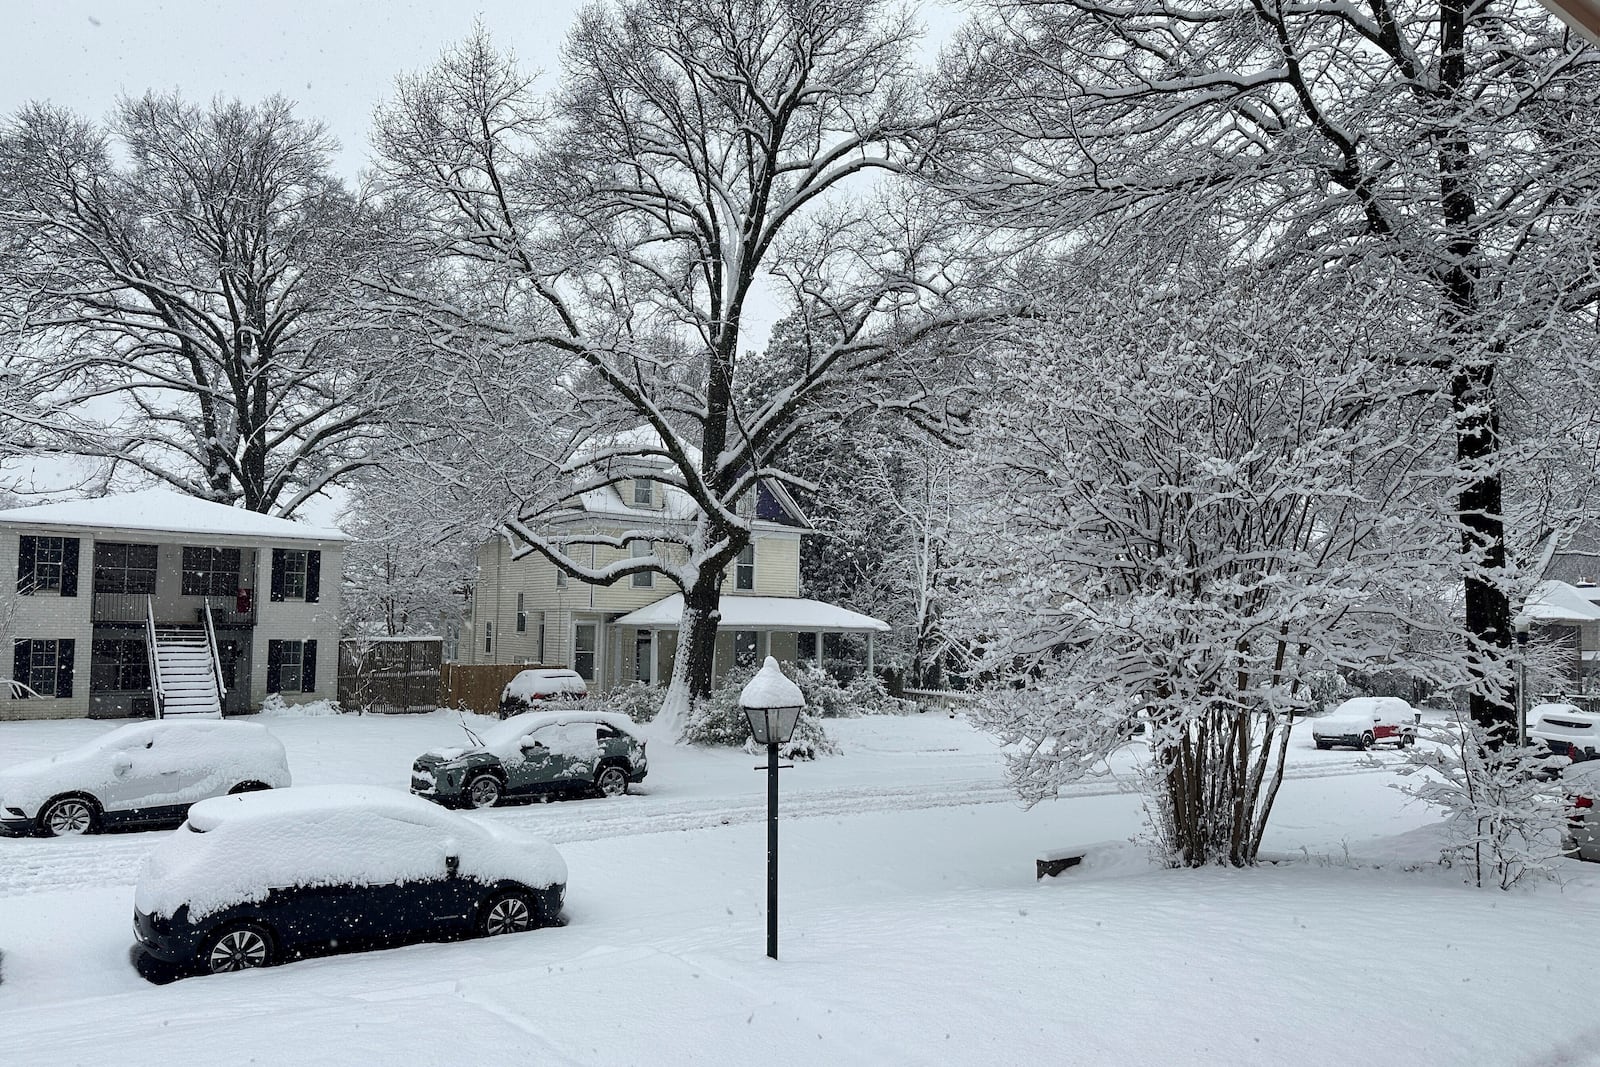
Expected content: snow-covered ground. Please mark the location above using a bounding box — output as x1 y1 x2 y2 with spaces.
1 709 1596 1066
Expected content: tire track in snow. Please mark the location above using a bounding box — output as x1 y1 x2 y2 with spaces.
0 759 1394 897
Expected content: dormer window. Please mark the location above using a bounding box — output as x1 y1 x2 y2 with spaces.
633 478 655 507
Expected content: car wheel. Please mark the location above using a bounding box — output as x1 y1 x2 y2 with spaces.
1401 733 1416 748
229 781 270 794
1360 732 1376 751
479 889 537 937
465 773 504 810
203 923 274 974
1314 741 1331 751
595 764 629 798
39 795 97 837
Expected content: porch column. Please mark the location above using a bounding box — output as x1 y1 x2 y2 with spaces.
814 630 825 669
866 632 875 678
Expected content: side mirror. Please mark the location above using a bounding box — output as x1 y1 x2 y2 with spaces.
521 738 544 750
445 853 460 878
112 754 133 776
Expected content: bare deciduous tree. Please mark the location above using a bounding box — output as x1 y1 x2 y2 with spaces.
0 94 414 515
373 4 1003 727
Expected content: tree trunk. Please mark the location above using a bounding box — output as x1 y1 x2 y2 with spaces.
657 573 724 736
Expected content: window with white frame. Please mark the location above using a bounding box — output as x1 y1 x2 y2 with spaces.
631 541 653 588
279 549 309 600
516 592 526 632
22 536 66 594
734 630 759 667
484 621 494 655
633 478 655 507
735 543 755 591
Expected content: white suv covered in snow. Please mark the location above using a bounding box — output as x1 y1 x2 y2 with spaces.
0 720 290 836
1530 702 1600 762
1312 697 1418 751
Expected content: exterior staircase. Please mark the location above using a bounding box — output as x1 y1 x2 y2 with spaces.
145 598 226 718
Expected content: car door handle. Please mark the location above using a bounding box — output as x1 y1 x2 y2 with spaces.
160 770 180 776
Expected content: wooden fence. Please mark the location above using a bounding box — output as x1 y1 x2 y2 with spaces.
338 644 568 717
337 638 443 714
440 663 563 717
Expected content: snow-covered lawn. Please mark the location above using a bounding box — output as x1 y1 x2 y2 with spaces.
1 710 1596 1065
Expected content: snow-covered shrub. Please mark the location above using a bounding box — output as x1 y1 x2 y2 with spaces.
600 681 661 724
678 665 838 759
1394 714 1567 889
944 259 1473 868
257 694 344 717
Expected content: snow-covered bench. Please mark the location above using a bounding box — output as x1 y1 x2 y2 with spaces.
1035 847 1087 879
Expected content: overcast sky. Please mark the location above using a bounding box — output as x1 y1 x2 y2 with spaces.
2 1 964 182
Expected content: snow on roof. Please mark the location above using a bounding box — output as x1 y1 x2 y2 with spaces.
0 488 348 542
1518 580 1600 625
740 657 804 709
615 593 890 632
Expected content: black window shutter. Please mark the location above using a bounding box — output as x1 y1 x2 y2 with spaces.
302 639 318 693
16 536 36 594
270 549 286 602
55 639 75 698
12 639 29 688
305 550 321 603
266 640 283 693
59 538 80 598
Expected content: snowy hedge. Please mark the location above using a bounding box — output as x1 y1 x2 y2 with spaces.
678 665 839 760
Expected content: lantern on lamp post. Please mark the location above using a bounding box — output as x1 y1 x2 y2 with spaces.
740 656 804 961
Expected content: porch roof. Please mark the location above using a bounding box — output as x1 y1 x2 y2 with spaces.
0 489 348 543
614 594 890 634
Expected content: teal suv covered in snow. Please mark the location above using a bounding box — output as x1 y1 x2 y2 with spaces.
411 711 648 809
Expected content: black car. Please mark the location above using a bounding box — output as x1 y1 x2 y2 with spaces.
132 785 567 975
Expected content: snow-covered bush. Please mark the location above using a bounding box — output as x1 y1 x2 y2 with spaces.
599 681 661 724
791 664 914 718
678 665 838 760
1394 715 1567 889
257 694 344 717
945 258 1472 868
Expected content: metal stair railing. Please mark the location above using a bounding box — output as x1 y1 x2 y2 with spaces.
202 600 228 712
144 596 166 718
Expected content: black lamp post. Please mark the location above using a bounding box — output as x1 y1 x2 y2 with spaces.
1515 617 1530 748
740 656 804 961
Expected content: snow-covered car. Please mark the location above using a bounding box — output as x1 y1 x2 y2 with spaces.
1312 697 1418 751
498 668 590 718
412 710 647 809
1563 759 1600 862
1530 702 1600 762
0 720 290 837
132 785 566 975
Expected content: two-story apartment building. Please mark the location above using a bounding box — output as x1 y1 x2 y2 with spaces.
1 489 346 720
460 443 888 689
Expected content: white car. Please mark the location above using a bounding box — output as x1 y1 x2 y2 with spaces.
499 668 590 718
1530 702 1600 761
0 720 290 837
1312 697 1418 751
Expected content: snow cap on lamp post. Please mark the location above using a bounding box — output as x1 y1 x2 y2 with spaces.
740 657 804 745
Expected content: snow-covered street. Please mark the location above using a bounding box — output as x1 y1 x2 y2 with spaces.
3 710 1596 1066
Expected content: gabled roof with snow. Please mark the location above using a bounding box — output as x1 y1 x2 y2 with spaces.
0 489 348 543
556 425 808 530
1518 580 1600 625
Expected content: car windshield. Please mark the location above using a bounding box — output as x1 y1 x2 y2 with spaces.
479 716 556 750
